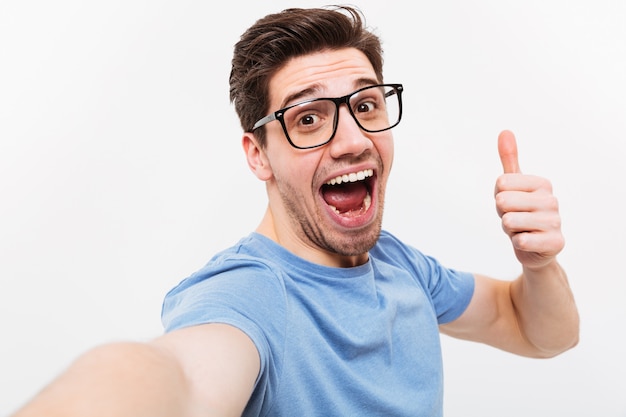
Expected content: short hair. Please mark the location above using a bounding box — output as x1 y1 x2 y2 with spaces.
229 5 384 147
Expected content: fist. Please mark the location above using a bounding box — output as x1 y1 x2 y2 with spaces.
495 130 565 270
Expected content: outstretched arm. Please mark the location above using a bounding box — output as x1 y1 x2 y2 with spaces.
11 323 260 417
441 130 579 358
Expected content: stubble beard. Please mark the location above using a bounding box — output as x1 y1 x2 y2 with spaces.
277 179 385 257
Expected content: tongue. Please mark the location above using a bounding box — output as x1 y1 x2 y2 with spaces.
322 182 368 213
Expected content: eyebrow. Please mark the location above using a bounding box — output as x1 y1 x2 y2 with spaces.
278 77 380 109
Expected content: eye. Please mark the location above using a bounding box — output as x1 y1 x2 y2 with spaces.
355 100 376 114
286 100 332 131
299 113 320 126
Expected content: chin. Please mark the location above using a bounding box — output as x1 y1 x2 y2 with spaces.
328 223 382 257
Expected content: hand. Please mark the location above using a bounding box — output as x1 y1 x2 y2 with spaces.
495 130 564 270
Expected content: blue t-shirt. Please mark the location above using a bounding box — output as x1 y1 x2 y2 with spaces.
162 230 474 417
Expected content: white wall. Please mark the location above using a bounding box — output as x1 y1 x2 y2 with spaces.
1 1 624 415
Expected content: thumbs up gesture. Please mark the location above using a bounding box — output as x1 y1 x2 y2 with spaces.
495 130 564 270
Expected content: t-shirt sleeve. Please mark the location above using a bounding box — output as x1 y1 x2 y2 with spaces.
162 254 286 333
160 254 286 416
418 254 475 324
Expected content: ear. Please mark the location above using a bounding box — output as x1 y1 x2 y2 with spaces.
242 132 273 181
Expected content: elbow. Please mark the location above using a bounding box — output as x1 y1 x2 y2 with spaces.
532 325 580 359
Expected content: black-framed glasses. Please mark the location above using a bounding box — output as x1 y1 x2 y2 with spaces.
252 83 403 149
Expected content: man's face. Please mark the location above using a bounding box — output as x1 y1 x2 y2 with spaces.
246 48 395 267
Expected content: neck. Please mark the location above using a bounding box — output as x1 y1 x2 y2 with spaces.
255 206 278 242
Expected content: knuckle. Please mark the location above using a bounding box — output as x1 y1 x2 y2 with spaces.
550 215 562 231
494 192 508 209
501 212 516 230
512 232 530 251
541 178 554 193
495 175 508 192
548 195 560 211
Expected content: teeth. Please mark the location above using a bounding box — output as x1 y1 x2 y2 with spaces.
328 191 371 215
363 192 371 210
326 169 373 185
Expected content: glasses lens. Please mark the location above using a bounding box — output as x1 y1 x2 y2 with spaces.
282 99 336 149
350 85 401 133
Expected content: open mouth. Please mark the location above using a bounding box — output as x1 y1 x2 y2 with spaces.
321 169 373 217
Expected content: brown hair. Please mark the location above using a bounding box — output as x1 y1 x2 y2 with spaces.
229 5 384 147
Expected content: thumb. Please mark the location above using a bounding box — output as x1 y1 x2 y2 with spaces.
498 130 521 174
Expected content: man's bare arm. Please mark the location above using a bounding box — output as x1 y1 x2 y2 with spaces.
441 270 578 358
441 131 579 357
11 323 260 417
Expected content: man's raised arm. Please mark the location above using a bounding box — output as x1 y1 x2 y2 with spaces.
11 323 259 417
441 130 579 358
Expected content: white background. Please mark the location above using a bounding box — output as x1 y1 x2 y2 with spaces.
1 1 625 415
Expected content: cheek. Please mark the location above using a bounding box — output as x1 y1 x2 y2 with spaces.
269 150 320 189
387 140 395 167
377 135 394 173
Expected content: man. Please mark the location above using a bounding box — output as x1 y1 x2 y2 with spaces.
12 6 579 417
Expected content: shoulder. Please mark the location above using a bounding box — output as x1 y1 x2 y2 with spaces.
371 230 431 270
373 230 466 276
166 233 288 297
161 233 289 333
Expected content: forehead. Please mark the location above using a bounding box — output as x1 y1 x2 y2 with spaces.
268 48 378 108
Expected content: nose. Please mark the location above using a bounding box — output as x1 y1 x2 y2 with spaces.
328 105 373 158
